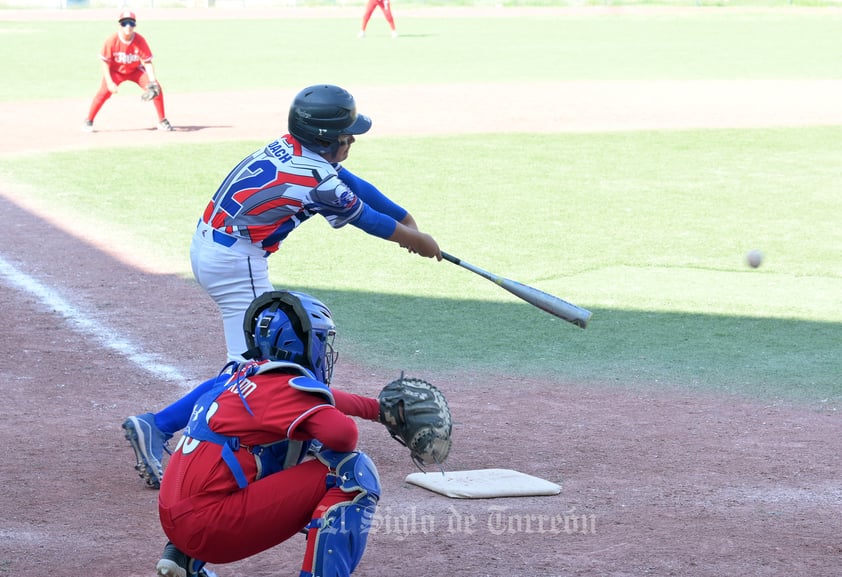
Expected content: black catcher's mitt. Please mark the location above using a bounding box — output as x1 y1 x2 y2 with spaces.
378 375 452 469
141 81 161 102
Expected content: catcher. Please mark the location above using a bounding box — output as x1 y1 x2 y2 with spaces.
156 291 451 577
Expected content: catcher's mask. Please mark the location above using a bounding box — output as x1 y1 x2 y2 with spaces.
288 84 372 156
242 291 337 384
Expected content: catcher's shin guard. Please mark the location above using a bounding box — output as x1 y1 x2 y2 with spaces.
300 451 381 577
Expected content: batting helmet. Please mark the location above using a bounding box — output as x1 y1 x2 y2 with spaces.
288 85 372 155
242 291 337 384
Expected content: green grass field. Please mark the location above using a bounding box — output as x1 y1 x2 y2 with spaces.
1 8 840 403
3 10 842 100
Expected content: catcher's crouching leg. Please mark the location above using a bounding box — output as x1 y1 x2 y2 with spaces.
300 450 381 577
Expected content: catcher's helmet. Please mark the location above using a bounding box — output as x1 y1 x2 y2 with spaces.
288 85 372 155
243 291 337 384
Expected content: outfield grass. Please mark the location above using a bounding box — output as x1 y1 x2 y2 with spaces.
2 9 842 101
1 9 840 403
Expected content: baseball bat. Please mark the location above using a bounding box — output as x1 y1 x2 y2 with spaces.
441 251 591 329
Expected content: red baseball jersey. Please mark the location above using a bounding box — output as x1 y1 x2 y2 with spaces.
160 369 379 505
100 32 153 76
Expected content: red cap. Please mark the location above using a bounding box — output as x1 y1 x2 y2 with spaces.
118 10 137 22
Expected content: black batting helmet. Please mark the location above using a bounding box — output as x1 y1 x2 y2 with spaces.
288 84 372 155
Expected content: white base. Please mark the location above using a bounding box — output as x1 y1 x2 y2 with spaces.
405 468 561 499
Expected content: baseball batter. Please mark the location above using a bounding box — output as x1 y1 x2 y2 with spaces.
83 10 173 133
155 291 451 577
191 83 440 362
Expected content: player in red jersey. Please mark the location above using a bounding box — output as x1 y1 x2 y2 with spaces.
83 10 173 133
156 291 389 577
358 0 398 38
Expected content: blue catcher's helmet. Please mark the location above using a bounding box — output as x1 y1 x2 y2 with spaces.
288 84 372 155
242 291 337 384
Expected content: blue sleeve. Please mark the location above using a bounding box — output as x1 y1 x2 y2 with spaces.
338 167 409 223
155 374 225 434
350 203 398 239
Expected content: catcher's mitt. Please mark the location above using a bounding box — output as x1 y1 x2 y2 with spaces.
378 375 452 470
141 82 161 102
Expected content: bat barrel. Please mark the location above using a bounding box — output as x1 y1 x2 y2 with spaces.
442 251 591 329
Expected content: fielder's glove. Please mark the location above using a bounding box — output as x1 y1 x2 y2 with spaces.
378 375 452 470
141 81 161 102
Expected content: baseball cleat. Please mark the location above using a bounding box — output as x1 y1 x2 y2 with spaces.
157 118 174 131
157 542 218 577
122 413 172 489
82 120 94 133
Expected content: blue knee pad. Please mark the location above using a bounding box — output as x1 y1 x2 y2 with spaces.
305 451 381 577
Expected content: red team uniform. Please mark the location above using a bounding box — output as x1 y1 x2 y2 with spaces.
102 30 154 77
84 11 172 132
360 0 397 37
159 363 379 564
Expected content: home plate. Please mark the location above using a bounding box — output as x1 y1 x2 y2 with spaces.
405 468 561 499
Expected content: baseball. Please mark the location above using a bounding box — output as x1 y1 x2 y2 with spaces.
746 249 763 268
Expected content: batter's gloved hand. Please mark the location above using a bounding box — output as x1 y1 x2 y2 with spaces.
378 374 452 470
141 81 161 102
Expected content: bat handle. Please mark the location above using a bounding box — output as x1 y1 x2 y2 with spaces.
441 251 461 265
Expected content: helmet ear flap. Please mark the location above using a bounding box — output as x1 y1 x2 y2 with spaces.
305 136 337 156
243 292 287 359
257 301 281 340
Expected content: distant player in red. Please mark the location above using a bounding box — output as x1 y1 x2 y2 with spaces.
83 10 173 133
358 0 398 38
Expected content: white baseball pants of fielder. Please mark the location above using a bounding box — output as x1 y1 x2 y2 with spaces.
190 225 273 362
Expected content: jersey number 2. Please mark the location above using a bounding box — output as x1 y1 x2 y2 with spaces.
218 159 278 217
